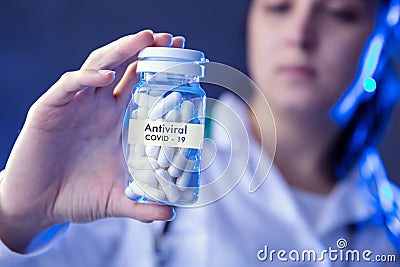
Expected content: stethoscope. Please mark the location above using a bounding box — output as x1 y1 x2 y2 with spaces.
332 0 400 252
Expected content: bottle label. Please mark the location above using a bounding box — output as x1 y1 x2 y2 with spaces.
128 119 204 149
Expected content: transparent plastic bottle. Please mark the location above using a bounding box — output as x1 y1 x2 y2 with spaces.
122 47 207 205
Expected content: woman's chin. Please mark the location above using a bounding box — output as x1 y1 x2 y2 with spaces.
272 99 331 122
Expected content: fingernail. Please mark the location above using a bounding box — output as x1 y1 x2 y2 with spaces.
142 29 154 35
176 36 186 47
98 70 116 78
163 33 173 47
167 207 176 221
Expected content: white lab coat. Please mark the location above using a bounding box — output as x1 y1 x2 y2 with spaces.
0 93 398 267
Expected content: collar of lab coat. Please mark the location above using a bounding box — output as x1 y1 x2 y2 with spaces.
210 92 378 239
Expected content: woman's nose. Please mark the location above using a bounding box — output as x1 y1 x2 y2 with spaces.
285 11 318 51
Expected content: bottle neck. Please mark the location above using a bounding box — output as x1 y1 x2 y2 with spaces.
141 72 199 86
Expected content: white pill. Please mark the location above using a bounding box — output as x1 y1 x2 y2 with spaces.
176 161 197 190
149 92 182 120
168 149 189 177
137 106 149 119
165 109 181 122
131 109 138 119
168 165 183 178
126 181 166 201
157 109 181 168
127 156 159 170
150 157 160 169
132 170 158 187
149 90 163 97
145 118 163 158
130 144 145 157
124 185 140 199
156 169 181 204
180 189 197 203
181 100 195 122
134 92 157 107
184 158 196 172
158 146 175 168
131 106 148 120
167 101 194 177
146 145 161 158
128 144 135 158
176 171 192 190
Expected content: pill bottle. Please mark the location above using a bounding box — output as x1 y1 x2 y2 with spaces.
122 47 207 205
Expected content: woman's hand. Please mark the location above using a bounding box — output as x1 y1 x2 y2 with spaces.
0 30 185 252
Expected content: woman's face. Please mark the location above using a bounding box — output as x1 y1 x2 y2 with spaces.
247 0 379 119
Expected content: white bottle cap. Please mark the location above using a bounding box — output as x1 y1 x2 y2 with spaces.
136 47 207 77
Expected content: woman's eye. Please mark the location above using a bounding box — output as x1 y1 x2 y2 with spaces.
328 9 358 23
265 3 290 14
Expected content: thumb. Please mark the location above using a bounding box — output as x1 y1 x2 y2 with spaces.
107 184 175 222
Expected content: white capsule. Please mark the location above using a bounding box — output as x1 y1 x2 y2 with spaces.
128 144 135 158
127 156 159 170
180 189 197 203
124 185 140 199
168 149 189 177
146 145 161 158
167 164 183 178
176 161 197 190
149 157 160 169
145 118 163 158
132 170 158 187
149 90 164 97
158 146 175 168
129 144 145 157
184 158 196 172
134 92 157 107
176 171 192 190
126 181 165 201
149 92 182 120
156 169 181 204
131 106 149 120
165 109 181 122
157 109 181 168
131 109 138 119
138 106 149 119
181 100 195 122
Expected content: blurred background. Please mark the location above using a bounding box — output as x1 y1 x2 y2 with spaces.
0 0 399 183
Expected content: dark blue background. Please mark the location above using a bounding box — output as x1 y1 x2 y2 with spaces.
0 0 399 183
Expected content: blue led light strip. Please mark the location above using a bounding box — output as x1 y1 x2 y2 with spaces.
332 0 400 126
359 148 400 251
331 0 400 251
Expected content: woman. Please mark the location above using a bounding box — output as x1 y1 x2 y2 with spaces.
161 0 400 266
0 0 399 266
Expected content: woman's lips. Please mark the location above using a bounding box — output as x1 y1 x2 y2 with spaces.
277 65 317 79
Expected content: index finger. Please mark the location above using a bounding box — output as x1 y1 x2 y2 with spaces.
81 29 154 71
